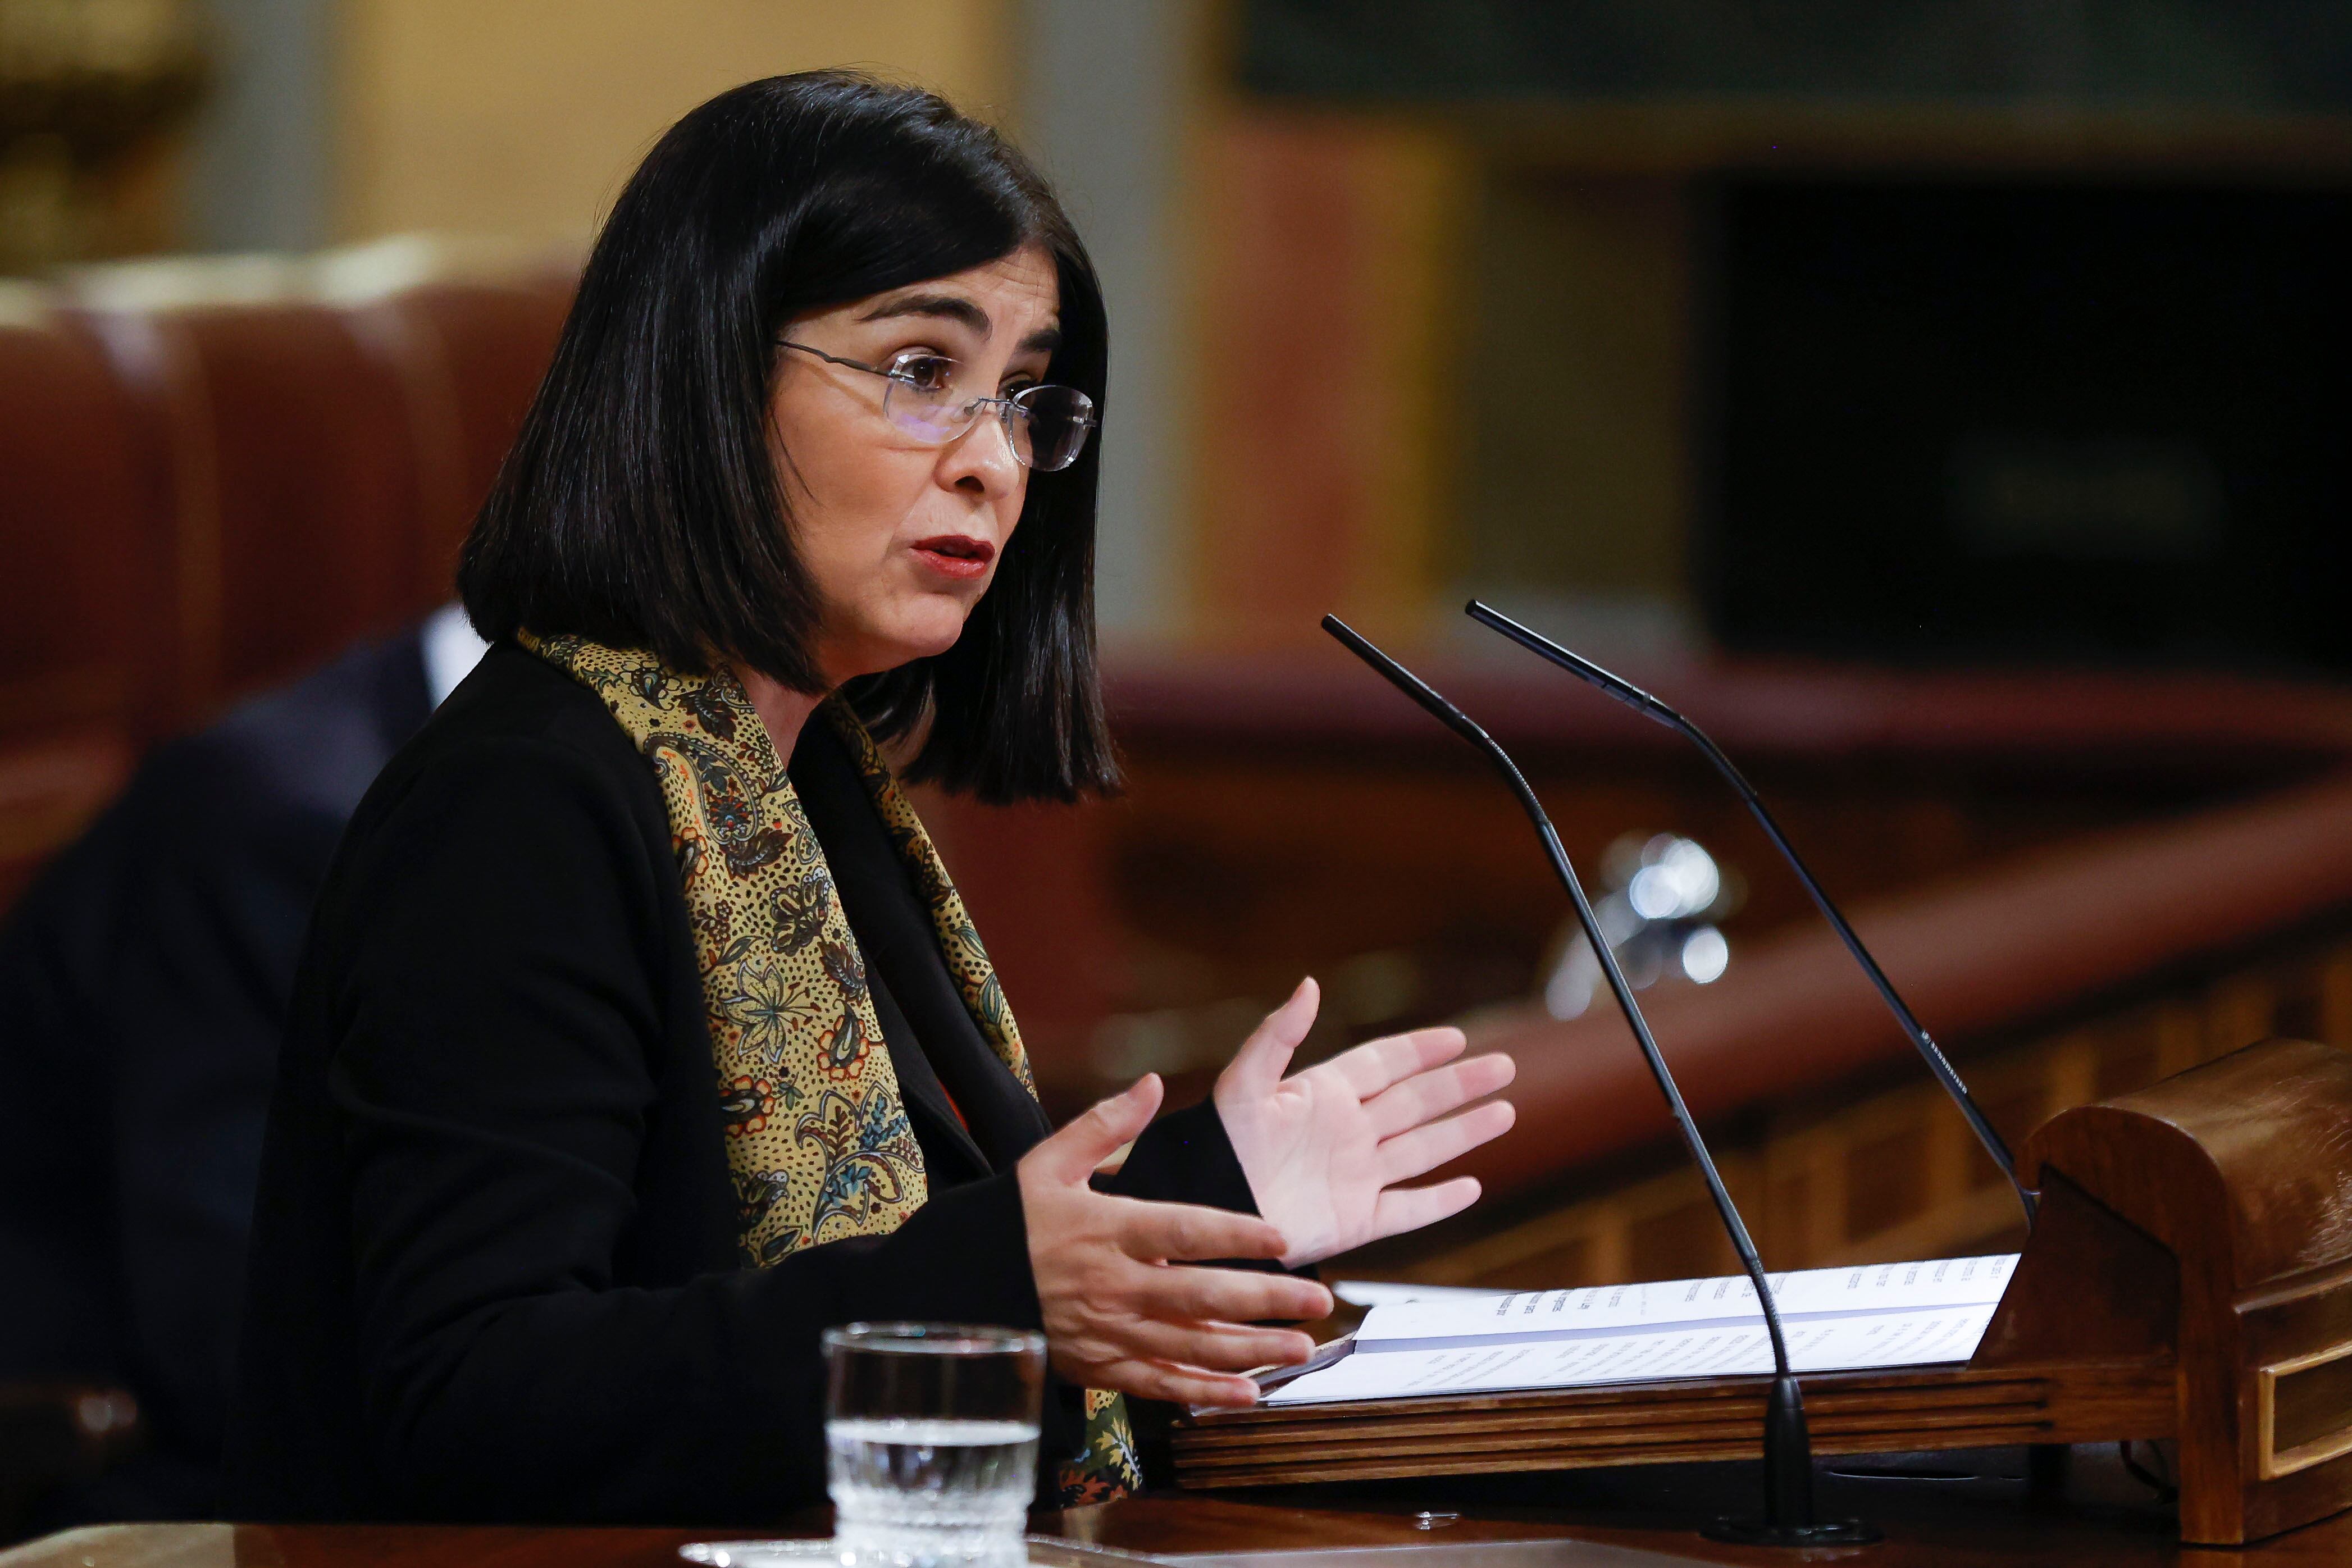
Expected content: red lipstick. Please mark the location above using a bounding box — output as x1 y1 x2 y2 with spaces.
911 534 996 581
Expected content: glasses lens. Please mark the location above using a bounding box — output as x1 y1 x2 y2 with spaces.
1012 385 1095 472
883 353 976 443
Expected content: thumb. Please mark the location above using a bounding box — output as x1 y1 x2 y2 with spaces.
1224 977 1318 1100
1032 1073 1163 1186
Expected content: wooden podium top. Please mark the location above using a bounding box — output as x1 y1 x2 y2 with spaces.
3 1448 2348 1568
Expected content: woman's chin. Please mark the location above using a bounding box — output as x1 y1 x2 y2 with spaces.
853 611 973 674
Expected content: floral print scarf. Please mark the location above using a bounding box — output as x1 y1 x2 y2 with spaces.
524 633 1141 1504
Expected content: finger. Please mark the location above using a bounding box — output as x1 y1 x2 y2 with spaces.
1114 1317 1318 1373
1364 1050 1517 1139
1146 1262 1335 1324
1116 1196 1292 1264
1328 1025 1467 1101
1375 1099 1517 1184
1029 1075 1164 1185
1096 1359 1261 1409
1369 1174 1483 1242
1224 977 1318 1098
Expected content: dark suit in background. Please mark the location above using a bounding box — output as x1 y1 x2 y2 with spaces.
0 631 435 1524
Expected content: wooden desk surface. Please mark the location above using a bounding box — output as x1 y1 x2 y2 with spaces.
3 1450 2345 1568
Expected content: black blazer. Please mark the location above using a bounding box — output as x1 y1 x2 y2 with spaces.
0 631 433 1523
222 645 1262 1525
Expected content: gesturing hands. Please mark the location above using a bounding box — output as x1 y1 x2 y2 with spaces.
1017 1073 1335 1409
1215 978 1516 1268
1015 984 1511 1409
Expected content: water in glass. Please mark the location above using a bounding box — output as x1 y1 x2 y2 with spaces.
827 1417 1039 1564
823 1323 1045 1568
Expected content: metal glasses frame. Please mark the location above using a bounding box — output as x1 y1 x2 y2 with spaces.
776 340 1097 471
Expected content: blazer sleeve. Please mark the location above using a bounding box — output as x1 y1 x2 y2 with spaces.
1104 1098 1259 1214
325 735 1047 1523
1102 1099 1330 1296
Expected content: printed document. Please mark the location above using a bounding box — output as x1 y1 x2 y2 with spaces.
1266 1254 2017 1407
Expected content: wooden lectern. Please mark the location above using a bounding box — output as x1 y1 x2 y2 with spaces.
1173 1037 2352 1546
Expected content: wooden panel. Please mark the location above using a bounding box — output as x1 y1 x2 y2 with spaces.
1191 113 1468 646
1177 1041 2352 1543
2014 1041 2352 1542
1174 1361 2173 1488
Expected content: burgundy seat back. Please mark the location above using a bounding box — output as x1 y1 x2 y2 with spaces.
0 248 577 912
78 299 425 724
0 297 170 738
0 297 163 905
346 268 576 601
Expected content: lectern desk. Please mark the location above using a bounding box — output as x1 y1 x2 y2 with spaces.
6 1448 2352 1568
1174 1037 2352 1546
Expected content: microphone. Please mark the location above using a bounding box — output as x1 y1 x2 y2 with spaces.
1322 614 1875 1549
1463 599 2037 1228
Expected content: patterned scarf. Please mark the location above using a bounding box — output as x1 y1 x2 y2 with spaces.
524 633 1141 1505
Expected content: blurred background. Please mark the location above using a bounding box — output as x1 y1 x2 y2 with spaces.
7 0 2352 1523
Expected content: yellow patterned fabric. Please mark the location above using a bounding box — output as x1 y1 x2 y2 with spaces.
522 634 1141 1502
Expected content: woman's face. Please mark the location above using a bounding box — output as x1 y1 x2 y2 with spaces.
770 243 1061 686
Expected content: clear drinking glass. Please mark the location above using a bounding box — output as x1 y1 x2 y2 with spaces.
823 1322 1046 1568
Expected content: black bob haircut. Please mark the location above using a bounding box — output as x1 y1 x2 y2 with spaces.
459 71 1118 803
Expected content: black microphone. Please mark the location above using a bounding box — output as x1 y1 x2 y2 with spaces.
1322 614 1875 1549
1464 598 2037 1228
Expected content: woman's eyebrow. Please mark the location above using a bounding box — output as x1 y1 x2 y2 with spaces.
1018 324 1063 356
859 293 991 335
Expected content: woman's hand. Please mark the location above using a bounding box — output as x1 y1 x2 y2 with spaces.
1017 1074 1335 1408
1215 979 1516 1268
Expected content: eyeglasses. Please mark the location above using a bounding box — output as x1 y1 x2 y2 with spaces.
778 341 1098 472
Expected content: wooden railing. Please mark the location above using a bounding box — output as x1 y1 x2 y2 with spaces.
1336 772 2352 1287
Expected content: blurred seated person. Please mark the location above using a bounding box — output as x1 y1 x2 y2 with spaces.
224 73 1517 1525
0 604 486 1524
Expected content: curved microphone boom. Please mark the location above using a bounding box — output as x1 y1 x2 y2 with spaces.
1465 599 2038 1229
1321 613 1874 1548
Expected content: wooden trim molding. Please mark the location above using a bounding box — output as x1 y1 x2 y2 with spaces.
2259 1341 2352 1482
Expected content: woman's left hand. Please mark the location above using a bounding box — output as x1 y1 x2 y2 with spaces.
1213 978 1517 1268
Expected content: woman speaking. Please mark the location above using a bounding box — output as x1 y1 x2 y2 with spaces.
224 71 1515 1524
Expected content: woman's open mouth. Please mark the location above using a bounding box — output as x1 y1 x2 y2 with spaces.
911 535 996 581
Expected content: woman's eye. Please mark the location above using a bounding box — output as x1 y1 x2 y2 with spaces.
892 354 957 395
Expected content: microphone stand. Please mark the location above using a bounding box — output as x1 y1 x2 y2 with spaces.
1323 614 1875 1548
1464 598 2038 1229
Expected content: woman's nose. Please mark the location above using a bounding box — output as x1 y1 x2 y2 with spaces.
940 408 1022 499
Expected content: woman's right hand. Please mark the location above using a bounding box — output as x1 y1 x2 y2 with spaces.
1017 1074 1335 1408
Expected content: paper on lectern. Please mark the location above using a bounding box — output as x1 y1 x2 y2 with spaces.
1266 1254 2018 1407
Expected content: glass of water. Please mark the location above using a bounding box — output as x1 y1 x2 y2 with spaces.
823 1322 1046 1568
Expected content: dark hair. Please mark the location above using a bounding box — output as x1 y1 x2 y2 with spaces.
459 71 1116 803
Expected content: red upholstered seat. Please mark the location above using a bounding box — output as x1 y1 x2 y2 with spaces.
75 297 427 723
0 296 171 742
0 297 161 901
344 267 575 602
0 248 577 909
58 249 575 730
